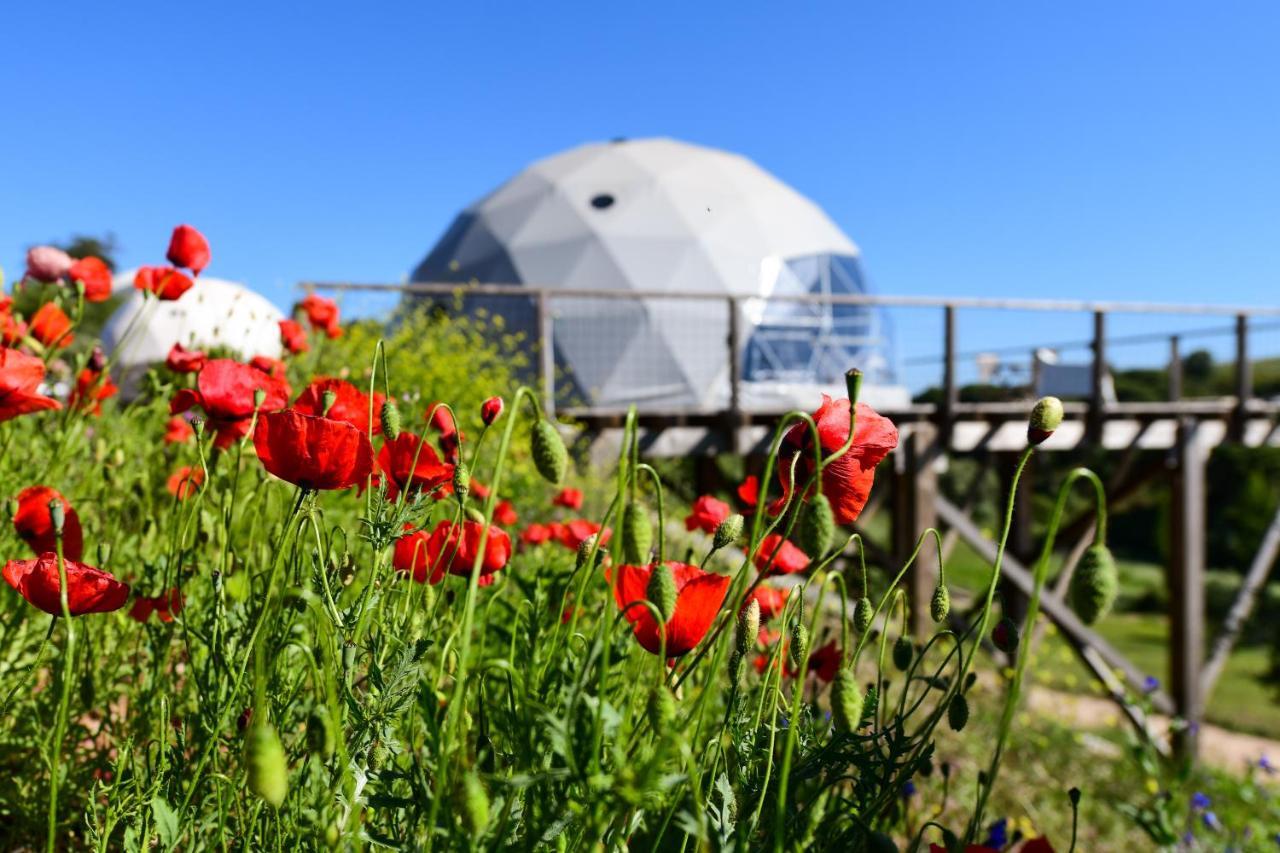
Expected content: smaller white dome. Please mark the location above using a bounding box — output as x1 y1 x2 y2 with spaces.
103 271 284 370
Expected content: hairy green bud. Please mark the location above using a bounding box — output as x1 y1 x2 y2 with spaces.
530 419 568 485
930 584 951 623
646 561 677 624
713 513 744 550
452 463 471 502
622 501 652 565
788 621 810 671
575 534 599 570
458 771 490 835
854 597 874 633
1071 543 1119 625
306 707 336 759
831 670 864 733
797 494 835 558
379 399 402 440
1028 396 1064 445
947 693 970 732
892 636 913 672
736 599 761 657
245 722 289 808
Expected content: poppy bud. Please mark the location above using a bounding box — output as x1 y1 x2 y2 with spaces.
649 685 677 730
622 502 652 565
892 636 913 671
1028 396 1064 445
1071 543 1118 625
253 387 267 409
736 599 761 657
480 396 503 426
866 830 898 853
1068 786 1081 807
646 561 677 624
530 419 568 485
112 447 126 467
320 389 338 417
245 722 288 807
48 499 65 535
713 513 744 550
930 584 950 623
993 617 1019 653
845 368 863 407
831 669 864 733
452 463 471 502
854 597 873 633
457 771 489 835
947 693 969 731
788 620 809 670
306 707 336 758
88 345 107 373
379 399 402 440
797 494 835 558
191 417 205 436
575 534 599 570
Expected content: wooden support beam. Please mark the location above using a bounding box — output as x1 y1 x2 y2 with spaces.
891 423 940 637
1201 504 1280 699
1169 420 1209 758
537 289 555 418
1089 310 1107 444
941 305 957 446
1232 313 1251 442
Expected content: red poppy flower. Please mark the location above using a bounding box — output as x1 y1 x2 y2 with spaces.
685 494 731 534
167 465 205 499
165 343 207 374
129 588 184 623
3 553 129 616
298 294 341 338
805 640 842 682
249 355 288 380
780 396 899 526
292 377 378 435
494 499 518 526
164 415 194 444
25 246 74 283
610 562 732 657
555 519 611 551
754 534 810 575
13 485 84 561
736 474 786 517
166 224 211 276
521 523 551 545
68 368 117 416
747 584 789 621
0 311 27 347
169 359 291 449
134 266 194 301
278 319 309 354
0 348 61 421
428 403 458 437
480 396 503 426
67 256 113 302
376 432 454 501
29 302 74 348
393 520 511 584
553 487 583 510
253 410 374 491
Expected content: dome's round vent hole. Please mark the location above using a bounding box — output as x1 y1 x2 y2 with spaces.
590 193 615 210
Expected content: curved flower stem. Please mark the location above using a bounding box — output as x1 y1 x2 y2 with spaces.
46 539 73 853
635 463 666 563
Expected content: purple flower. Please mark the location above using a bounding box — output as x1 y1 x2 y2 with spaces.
1142 675 1160 693
1202 810 1221 831
983 817 1008 849
1191 791 1211 810
901 780 917 798
1260 755 1276 775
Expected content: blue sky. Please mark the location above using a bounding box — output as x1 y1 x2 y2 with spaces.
3 2 1278 388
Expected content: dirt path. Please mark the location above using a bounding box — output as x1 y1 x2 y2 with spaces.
1025 685 1280 776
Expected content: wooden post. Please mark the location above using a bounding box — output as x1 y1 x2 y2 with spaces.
1168 335 1182 401
537 289 555 417
1169 420 1207 759
1089 310 1107 444
892 423 939 637
941 305 957 447
727 297 743 455
1232 314 1250 442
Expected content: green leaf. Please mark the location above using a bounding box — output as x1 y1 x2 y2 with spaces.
151 795 180 849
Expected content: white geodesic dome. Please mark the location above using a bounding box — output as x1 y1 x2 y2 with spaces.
102 271 284 383
409 137 899 411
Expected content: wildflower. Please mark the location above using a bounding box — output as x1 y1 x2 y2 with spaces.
494 500 518 526
29 302 74 348
68 368 117 416
167 465 205 499
129 588 184 623
164 415 195 444
1202 810 1221 831
1260 755 1276 775
520 523 551 546
983 817 1009 849
393 520 511 584
25 246 74 283
278 319 309 354
611 561 731 657
736 474 786 517
292 377 380 435
166 224 211 276
748 584 789 621
0 309 27 346
165 343 207 374
0 349 61 421
13 485 84 561
376 432 454 501
170 359 291 449
480 396 503 426
685 494 730 534
254 410 374 491
553 487 583 510
901 780 916 798
298 293 341 338
1191 791 1210 810
555 519 610 551
1142 675 1160 694
134 266 194 300
3 553 129 615
66 256 113 302
754 533 810 575
249 355 288 379
806 639 842 682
